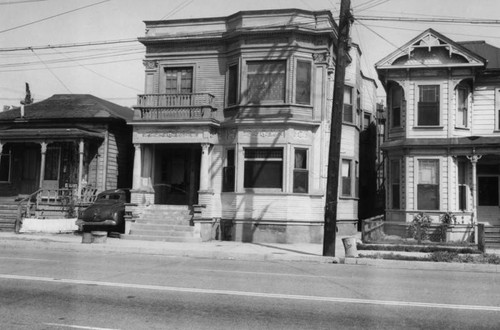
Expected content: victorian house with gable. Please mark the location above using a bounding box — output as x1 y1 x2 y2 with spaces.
125 9 378 243
376 29 500 247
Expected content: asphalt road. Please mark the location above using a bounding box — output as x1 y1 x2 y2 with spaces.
1 247 499 329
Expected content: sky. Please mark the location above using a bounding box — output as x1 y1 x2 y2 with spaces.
1 0 500 108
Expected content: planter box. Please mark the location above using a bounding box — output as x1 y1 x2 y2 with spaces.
20 218 78 233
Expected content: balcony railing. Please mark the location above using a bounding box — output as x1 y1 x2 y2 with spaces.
134 93 216 121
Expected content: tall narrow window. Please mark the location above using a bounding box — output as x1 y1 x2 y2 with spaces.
391 85 402 128
341 159 352 196
496 88 500 130
0 146 11 182
418 159 439 210
295 60 311 105
293 149 308 193
222 149 235 192
227 64 238 106
456 86 468 127
165 67 193 94
418 85 440 126
390 160 400 209
247 61 286 103
458 161 467 210
343 86 353 123
244 148 283 189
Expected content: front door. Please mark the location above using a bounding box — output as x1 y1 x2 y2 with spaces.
154 145 200 206
42 147 61 190
19 147 40 194
477 176 500 226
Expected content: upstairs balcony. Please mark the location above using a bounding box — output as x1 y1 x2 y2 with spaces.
133 93 217 122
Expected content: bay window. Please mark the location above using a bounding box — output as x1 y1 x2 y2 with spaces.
341 159 352 196
417 159 439 210
247 61 286 103
343 86 354 123
293 149 308 193
390 85 402 128
418 85 440 126
244 148 283 189
227 64 239 106
456 85 469 127
295 60 311 105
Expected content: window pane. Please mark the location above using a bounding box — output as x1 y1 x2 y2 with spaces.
392 184 400 209
418 159 439 210
343 86 353 123
457 87 468 127
293 170 308 193
391 86 402 127
244 161 282 188
0 153 10 182
294 149 307 169
341 160 351 196
295 61 311 104
228 65 238 106
247 61 286 102
418 85 439 126
223 149 235 192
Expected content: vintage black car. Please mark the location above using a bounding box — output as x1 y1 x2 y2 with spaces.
76 189 130 234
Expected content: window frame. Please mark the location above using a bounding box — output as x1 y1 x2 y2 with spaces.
227 63 239 107
293 148 309 193
243 147 284 191
417 84 441 127
457 160 468 211
456 85 469 128
390 159 401 210
245 59 287 104
222 148 236 192
496 88 500 131
295 59 312 105
390 85 403 128
341 159 353 197
164 66 194 94
417 158 440 210
343 85 354 124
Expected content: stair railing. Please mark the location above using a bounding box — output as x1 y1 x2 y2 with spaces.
16 189 42 233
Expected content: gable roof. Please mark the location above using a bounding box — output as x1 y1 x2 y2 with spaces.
375 28 486 70
0 94 133 121
459 41 500 71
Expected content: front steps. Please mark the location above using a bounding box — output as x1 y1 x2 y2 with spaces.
483 225 500 250
0 197 19 232
123 205 201 242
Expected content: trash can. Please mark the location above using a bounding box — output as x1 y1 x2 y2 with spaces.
91 231 108 244
82 232 92 244
342 237 358 257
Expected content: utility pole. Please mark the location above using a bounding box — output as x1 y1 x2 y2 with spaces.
323 0 353 257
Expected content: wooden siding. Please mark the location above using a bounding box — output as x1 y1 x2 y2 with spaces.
472 87 496 135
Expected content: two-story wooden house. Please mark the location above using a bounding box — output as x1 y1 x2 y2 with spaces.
126 9 376 243
376 29 500 245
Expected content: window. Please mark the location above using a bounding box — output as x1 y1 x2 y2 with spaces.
165 67 193 94
227 64 238 106
222 149 235 192
343 86 353 123
456 86 468 127
295 60 311 105
247 61 286 103
390 85 402 128
458 161 467 210
244 148 283 189
44 147 60 181
390 160 400 209
293 149 308 193
496 88 500 130
417 159 439 210
363 113 371 131
418 85 440 126
341 159 352 196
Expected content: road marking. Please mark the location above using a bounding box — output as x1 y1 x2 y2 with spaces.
2 273 500 312
0 257 58 262
44 323 119 330
197 268 331 278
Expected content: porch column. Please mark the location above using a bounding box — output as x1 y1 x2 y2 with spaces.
77 139 84 199
467 152 482 243
199 143 211 191
39 142 47 189
132 144 142 189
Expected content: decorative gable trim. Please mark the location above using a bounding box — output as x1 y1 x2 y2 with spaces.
375 29 486 70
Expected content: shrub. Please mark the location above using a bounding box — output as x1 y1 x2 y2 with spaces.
407 212 431 243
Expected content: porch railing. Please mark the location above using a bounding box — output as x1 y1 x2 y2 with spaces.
134 93 216 120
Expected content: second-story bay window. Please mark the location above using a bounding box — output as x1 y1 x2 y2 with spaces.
295 60 311 105
390 85 403 128
247 60 286 103
227 64 239 106
418 85 440 126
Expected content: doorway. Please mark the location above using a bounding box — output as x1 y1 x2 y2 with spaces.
478 176 500 226
153 145 200 206
43 147 61 190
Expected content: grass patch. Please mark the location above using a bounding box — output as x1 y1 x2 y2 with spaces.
359 252 500 264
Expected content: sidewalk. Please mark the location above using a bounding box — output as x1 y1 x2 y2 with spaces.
1 232 499 273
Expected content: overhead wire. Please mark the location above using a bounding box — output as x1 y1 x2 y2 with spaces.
0 0 111 34
0 0 47 5
30 48 72 93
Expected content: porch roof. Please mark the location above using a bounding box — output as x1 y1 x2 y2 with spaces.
381 136 500 153
0 127 104 141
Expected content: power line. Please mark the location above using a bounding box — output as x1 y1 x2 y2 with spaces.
356 15 500 25
0 0 47 5
0 0 111 34
30 48 72 93
0 38 139 53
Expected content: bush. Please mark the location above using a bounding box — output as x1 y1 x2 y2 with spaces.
407 212 431 243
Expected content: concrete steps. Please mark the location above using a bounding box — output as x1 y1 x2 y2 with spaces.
484 225 500 250
123 205 199 242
